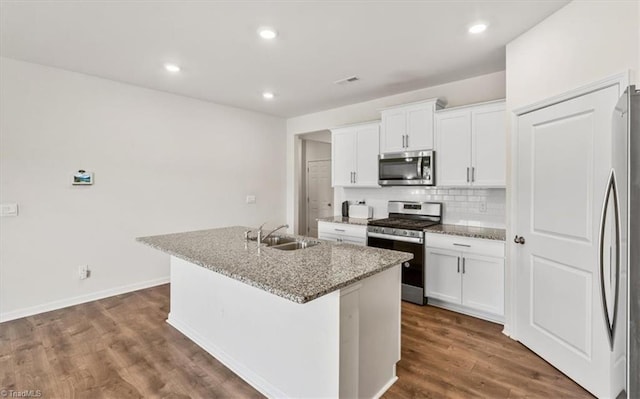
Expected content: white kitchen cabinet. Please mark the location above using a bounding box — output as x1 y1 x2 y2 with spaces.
424 247 462 304
318 221 367 246
425 233 505 322
435 100 506 187
331 122 380 187
380 99 444 153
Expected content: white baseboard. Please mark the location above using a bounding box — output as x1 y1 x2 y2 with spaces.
373 375 398 399
0 276 170 323
167 315 287 399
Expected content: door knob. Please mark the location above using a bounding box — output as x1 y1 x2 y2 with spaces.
514 235 526 245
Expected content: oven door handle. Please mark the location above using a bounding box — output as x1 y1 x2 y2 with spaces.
367 232 423 244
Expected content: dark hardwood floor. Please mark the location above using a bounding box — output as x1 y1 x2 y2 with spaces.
0 284 592 398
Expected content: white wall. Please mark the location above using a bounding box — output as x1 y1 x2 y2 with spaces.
506 0 639 110
286 71 506 232
504 0 639 336
0 58 286 321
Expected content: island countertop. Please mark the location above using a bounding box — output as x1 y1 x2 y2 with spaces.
137 226 413 304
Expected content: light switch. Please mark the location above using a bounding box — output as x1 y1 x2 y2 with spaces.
1 203 18 217
246 195 256 204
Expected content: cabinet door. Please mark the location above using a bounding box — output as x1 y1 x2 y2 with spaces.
381 110 406 153
461 254 504 316
425 247 462 304
436 110 472 186
406 103 434 151
331 129 356 187
354 124 380 187
472 104 506 187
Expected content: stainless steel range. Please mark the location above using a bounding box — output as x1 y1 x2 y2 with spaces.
367 201 442 305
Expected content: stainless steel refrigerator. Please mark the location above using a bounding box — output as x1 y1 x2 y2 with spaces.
606 85 639 398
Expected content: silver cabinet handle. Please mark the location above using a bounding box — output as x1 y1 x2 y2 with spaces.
471 167 475 182
599 168 621 349
334 228 346 232
462 257 466 274
466 167 470 183
405 134 409 148
457 257 460 273
402 135 406 148
453 243 471 247
353 171 357 184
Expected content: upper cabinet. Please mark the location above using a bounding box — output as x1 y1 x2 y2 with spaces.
435 101 506 187
331 122 380 188
380 99 445 153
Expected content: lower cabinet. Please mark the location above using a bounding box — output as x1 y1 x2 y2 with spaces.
318 221 367 246
425 233 505 322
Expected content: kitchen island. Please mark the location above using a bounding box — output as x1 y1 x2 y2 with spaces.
137 226 412 399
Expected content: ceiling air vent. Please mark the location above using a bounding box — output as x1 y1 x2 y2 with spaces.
334 76 360 85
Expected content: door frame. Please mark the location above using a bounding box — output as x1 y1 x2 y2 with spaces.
306 159 332 237
507 71 629 340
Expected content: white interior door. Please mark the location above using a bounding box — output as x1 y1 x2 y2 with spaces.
515 85 620 397
307 160 333 238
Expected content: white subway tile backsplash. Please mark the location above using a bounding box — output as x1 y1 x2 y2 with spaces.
336 186 506 228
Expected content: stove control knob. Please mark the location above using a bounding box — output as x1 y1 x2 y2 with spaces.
402 231 408 236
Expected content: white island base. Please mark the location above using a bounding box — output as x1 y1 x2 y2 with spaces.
167 256 402 398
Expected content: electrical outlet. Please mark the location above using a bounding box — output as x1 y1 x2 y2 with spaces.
0 203 18 217
78 265 90 280
479 202 487 213
246 195 256 204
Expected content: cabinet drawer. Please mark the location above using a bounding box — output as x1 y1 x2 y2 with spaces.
424 233 504 258
318 221 366 239
319 231 366 246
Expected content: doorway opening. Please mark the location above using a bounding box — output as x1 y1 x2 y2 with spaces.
297 130 333 237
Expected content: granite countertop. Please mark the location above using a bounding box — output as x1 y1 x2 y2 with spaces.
317 216 371 226
137 226 412 304
425 224 506 241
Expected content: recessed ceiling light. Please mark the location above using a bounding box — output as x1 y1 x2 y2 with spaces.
258 28 278 40
468 23 488 34
262 92 275 100
164 63 181 73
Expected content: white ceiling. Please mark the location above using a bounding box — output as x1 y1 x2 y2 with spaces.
0 0 569 118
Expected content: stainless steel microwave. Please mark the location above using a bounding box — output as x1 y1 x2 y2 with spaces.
379 150 435 186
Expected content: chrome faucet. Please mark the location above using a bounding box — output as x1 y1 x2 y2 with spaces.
258 224 289 243
245 222 267 241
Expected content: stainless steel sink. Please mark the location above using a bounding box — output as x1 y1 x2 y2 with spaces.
267 238 320 251
262 235 298 246
270 240 320 251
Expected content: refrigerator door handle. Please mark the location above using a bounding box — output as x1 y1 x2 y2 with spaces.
598 168 621 350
